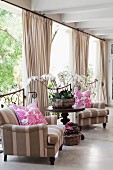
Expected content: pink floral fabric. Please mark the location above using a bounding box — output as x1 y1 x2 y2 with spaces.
74 89 84 107
82 90 92 108
12 102 48 125
74 89 92 108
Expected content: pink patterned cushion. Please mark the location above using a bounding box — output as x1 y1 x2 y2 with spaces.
74 89 84 107
12 102 48 125
74 89 92 108
82 90 92 108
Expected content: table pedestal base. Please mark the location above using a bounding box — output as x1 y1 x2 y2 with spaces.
61 112 70 125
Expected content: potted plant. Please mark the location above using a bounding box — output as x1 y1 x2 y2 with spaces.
27 70 84 108
64 122 81 145
49 85 75 108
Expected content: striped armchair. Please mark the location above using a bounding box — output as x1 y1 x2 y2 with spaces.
0 107 65 165
77 102 109 129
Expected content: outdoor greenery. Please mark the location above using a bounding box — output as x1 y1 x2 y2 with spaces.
0 8 22 93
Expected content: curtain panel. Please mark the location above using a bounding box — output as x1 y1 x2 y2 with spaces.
22 10 52 115
72 30 90 76
97 40 108 104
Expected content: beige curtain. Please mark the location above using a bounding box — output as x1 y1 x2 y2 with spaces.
22 10 52 115
97 40 108 104
72 30 90 76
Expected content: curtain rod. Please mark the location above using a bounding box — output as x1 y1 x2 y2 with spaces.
2 0 105 41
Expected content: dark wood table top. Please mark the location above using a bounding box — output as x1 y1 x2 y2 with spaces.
44 105 85 113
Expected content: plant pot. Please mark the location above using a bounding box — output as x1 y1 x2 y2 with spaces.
52 98 74 108
64 133 81 146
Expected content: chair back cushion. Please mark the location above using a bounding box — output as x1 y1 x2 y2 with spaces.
0 107 19 125
92 102 105 109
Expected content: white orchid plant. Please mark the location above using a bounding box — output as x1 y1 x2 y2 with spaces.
27 71 97 102
27 71 83 90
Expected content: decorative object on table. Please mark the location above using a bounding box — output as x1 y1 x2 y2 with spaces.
50 84 74 108
64 122 81 145
27 70 98 108
27 71 83 108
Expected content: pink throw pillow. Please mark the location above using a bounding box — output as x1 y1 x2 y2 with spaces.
74 89 84 107
12 102 48 125
82 90 91 108
82 90 90 98
74 89 83 99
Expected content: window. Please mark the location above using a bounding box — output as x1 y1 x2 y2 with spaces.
50 22 71 76
88 36 99 80
0 8 22 93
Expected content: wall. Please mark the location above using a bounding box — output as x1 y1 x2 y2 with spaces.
0 0 31 10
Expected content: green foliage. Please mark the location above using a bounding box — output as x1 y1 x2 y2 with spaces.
64 122 80 135
49 89 74 102
0 8 22 93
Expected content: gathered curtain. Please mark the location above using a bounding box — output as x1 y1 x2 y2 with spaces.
96 40 108 104
72 30 90 76
22 10 52 115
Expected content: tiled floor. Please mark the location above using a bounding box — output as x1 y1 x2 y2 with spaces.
0 106 113 170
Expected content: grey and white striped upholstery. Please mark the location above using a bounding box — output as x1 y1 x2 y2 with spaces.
0 107 64 164
77 102 109 126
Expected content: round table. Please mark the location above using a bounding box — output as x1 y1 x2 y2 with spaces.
44 105 85 125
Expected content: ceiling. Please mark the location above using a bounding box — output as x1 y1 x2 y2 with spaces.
31 0 113 40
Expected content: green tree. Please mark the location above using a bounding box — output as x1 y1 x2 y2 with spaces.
0 8 22 93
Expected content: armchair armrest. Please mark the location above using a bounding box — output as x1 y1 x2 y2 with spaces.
45 115 57 125
92 102 105 109
2 124 48 156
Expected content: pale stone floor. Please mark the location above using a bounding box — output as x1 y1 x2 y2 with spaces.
0 107 113 170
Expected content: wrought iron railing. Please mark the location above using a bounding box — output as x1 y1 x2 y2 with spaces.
0 89 26 108
0 89 38 108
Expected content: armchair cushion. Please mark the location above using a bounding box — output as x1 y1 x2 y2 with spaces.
12 103 48 125
47 124 65 145
0 108 19 125
48 125 65 136
48 128 60 144
78 108 109 119
45 115 57 125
